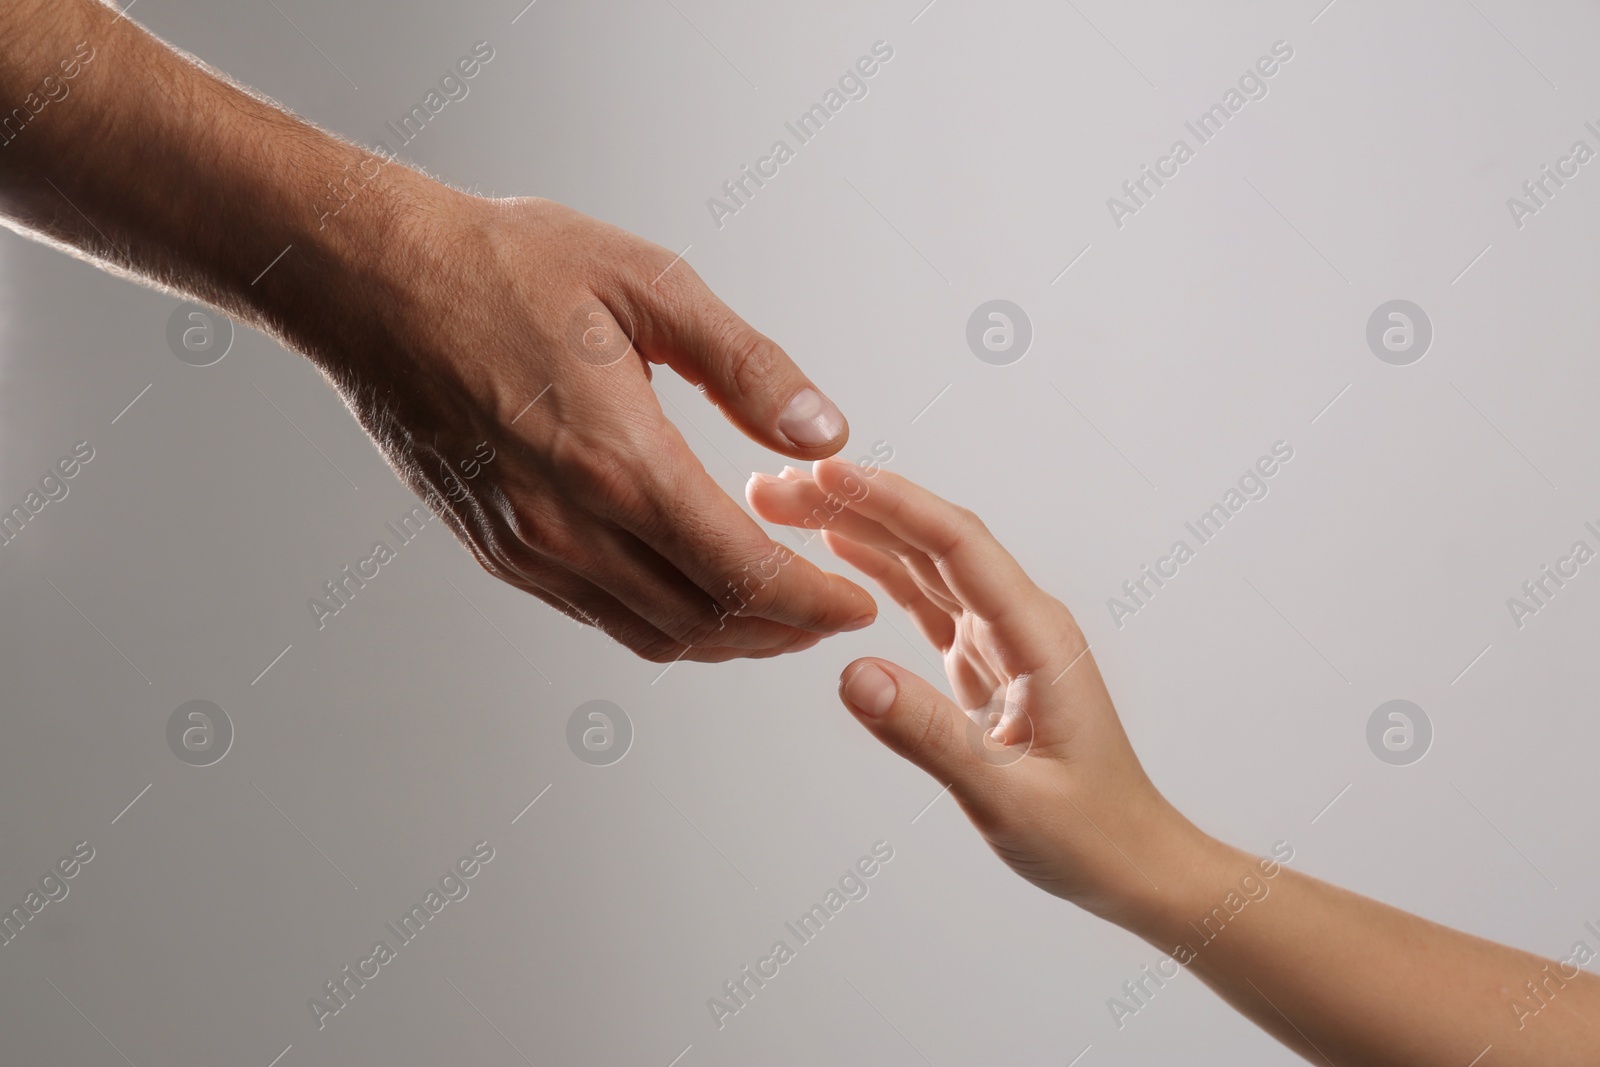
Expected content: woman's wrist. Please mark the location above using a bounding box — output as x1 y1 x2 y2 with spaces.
1064 792 1240 946
1113 818 1279 957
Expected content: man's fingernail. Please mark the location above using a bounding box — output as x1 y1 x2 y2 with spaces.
778 388 844 449
780 465 806 480
844 663 897 718
841 613 874 632
748 471 781 486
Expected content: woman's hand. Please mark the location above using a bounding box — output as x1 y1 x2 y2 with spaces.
754 459 1600 1067
748 458 1205 922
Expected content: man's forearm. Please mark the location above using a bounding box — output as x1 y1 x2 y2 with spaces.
0 0 440 366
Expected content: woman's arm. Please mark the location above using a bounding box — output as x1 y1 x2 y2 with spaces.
749 459 1600 1066
1131 835 1598 1065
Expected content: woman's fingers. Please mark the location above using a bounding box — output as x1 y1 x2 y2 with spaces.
748 469 913 551
819 530 956 653
946 637 1002 711
821 526 1004 711
812 459 1061 673
811 459 1033 615
747 471 961 612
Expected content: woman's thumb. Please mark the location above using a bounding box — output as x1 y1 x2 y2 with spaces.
839 659 1006 794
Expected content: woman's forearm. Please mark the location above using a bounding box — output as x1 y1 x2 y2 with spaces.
763 461 1600 1067
1121 831 1600 1066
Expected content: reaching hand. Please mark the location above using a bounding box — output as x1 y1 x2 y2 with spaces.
315 193 879 663
748 459 1195 918
0 0 878 665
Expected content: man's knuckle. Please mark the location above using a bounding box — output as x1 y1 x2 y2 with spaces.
723 329 780 399
570 449 653 524
716 546 790 616
503 499 550 552
510 507 596 574
720 572 773 618
545 423 641 503
581 449 637 499
635 633 686 663
675 606 731 649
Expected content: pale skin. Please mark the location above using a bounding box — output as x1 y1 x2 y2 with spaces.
748 459 1600 1067
0 0 876 662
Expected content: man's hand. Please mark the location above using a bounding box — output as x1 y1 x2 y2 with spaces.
0 0 877 662
319 192 879 662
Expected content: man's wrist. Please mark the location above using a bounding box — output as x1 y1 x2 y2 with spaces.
245 143 463 375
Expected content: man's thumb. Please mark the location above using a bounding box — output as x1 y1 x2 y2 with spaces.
839 659 998 793
639 274 847 456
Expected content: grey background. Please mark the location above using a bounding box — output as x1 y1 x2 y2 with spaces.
3 1 1598 1064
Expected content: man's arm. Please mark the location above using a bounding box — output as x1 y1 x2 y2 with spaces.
0 0 402 345
0 0 877 661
